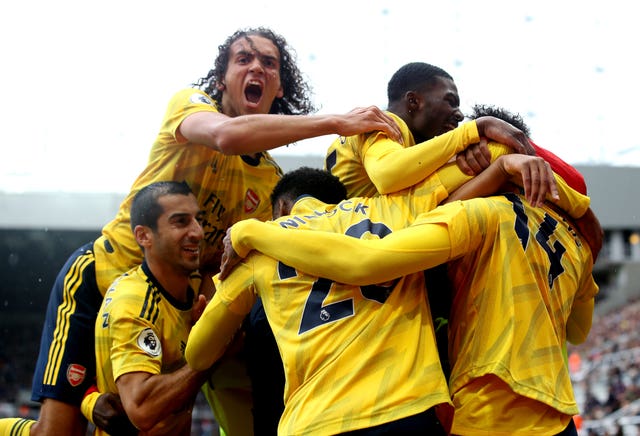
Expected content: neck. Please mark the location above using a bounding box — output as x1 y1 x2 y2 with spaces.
147 261 192 303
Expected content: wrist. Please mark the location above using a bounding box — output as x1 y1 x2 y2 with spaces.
474 117 486 138
231 221 253 258
468 119 481 145
81 389 101 425
494 155 510 175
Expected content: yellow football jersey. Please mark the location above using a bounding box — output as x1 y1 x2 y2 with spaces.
446 194 598 434
95 262 196 436
94 88 282 295
193 178 457 435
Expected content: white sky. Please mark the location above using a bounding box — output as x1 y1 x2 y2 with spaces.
1 0 638 193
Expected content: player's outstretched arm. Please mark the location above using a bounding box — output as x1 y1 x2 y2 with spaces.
447 153 558 207
365 115 535 195
185 291 248 371
179 106 402 155
225 202 474 285
446 149 590 219
363 121 479 194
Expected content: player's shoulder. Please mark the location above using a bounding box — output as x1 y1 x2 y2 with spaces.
165 88 219 115
103 268 154 313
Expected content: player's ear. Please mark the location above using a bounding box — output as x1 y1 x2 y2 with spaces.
134 225 153 249
406 91 421 113
272 198 292 219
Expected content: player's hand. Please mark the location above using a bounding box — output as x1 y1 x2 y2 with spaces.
191 294 207 325
498 154 559 207
337 106 403 143
219 228 243 280
94 392 138 435
476 116 535 156
456 138 492 175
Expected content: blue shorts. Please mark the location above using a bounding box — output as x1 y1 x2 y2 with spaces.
31 242 103 405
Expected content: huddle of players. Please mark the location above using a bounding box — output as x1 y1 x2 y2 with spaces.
186 76 600 435
0 26 601 436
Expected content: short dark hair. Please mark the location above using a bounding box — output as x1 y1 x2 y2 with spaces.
270 167 347 209
130 181 193 232
192 27 316 116
468 104 531 138
387 62 453 103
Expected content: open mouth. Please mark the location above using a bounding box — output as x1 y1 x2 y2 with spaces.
245 82 263 104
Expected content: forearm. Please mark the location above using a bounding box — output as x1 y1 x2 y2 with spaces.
365 121 479 194
443 145 590 218
183 106 401 155
450 168 587 217
553 175 590 218
118 366 207 432
209 113 343 155
185 295 247 371
445 165 507 203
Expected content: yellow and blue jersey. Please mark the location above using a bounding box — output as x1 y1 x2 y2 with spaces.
95 261 196 436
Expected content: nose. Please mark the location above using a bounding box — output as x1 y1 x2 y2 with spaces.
190 218 204 240
453 109 464 123
249 57 264 74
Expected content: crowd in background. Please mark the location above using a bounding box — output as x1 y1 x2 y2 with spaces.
569 297 640 435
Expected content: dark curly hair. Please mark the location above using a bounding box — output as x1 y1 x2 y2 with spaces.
192 27 316 116
468 104 531 138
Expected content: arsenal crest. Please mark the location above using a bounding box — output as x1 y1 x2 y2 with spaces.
67 363 86 387
244 189 260 213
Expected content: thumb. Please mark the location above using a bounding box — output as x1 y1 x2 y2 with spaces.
192 294 207 324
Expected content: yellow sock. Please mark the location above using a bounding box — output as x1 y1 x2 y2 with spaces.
0 418 35 436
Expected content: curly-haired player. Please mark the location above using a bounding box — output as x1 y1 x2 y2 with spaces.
195 27 316 116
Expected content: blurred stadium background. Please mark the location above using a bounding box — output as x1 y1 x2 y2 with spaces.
1 156 638 435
